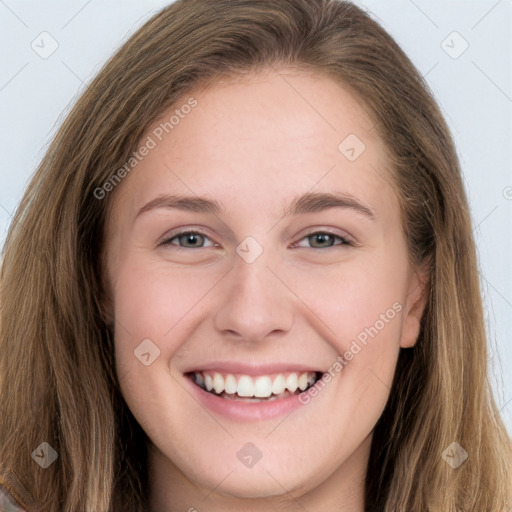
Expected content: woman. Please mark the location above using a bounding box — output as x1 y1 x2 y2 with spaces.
1 0 511 510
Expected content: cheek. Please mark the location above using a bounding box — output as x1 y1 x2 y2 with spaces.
283 251 407 392
110 256 211 440
112 255 219 341
111 254 228 393
287 253 406 339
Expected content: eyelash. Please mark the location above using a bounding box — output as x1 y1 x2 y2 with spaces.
158 229 353 249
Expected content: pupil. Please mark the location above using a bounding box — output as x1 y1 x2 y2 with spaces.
313 233 331 247
184 233 200 246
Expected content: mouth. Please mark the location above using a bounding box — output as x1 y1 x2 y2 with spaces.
185 370 323 402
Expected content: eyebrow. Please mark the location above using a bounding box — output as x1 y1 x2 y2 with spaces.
135 191 376 221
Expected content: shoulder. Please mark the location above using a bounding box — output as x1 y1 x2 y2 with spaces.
0 482 29 512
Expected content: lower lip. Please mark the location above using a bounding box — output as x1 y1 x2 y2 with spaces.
185 375 312 421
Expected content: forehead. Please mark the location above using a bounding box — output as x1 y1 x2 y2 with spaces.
161 67 382 169
108 67 396 227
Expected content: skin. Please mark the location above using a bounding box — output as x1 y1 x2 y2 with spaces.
104 67 428 511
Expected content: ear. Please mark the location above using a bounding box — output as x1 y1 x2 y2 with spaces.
400 262 430 349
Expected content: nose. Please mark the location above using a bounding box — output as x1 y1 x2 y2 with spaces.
213 249 295 344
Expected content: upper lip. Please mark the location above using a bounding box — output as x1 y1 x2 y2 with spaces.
184 361 324 376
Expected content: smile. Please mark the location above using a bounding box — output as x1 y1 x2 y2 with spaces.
187 370 323 402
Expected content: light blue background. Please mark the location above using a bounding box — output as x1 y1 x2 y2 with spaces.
0 0 511 434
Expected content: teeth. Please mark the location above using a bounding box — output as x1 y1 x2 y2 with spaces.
298 373 309 391
271 374 286 395
253 376 272 398
212 373 224 394
192 370 320 398
194 372 205 387
224 374 237 394
237 375 254 397
286 373 298 393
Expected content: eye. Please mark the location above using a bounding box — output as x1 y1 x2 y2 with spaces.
159 230 216 249
293 231 352 249
158 229 352 250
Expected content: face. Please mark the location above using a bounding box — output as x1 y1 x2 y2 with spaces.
104 68 426 508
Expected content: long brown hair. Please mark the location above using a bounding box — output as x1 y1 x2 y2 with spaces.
1 1 510 510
